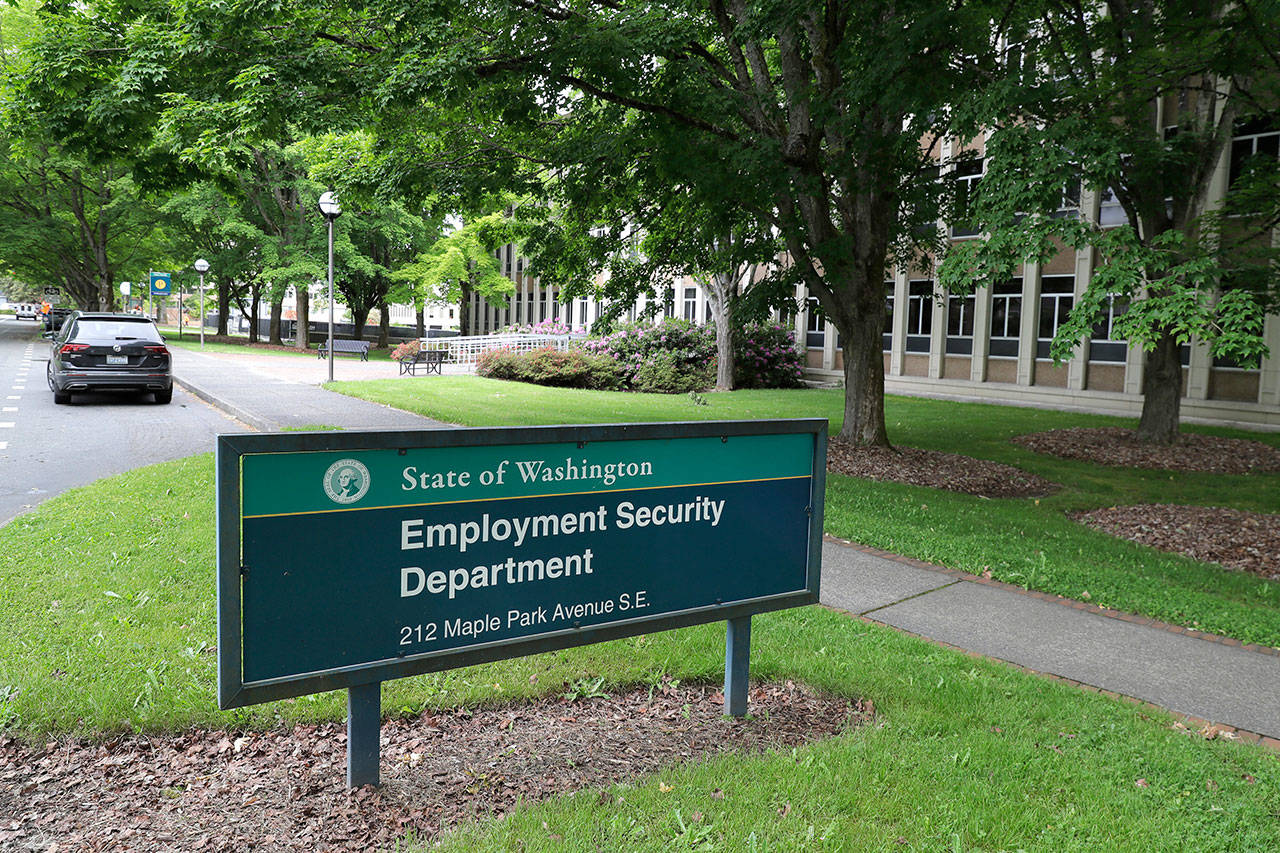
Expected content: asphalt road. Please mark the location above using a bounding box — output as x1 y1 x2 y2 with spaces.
0 316 242 526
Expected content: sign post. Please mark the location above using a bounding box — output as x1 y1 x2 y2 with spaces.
217 420 826 788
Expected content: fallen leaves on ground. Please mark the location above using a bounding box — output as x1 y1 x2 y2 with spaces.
1013 428 1280 474
826 441 1057 498
0 682 868 852
1073 504 1280 580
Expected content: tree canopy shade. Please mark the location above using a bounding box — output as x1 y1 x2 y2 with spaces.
939 0 1280 443
80 0 1004 445
371 0 1009 443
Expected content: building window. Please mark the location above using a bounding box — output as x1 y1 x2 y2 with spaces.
946 290 975 355
683 287 698 322
663 290 675 318
1089 295 1128 363
1099 186 1128 227
1229 118 1279 186
882 283 894 352
989 279 1022 357
805 296 824 349
1037 275 1074 358
951 158 983 238
579 299 587 326
905 280 934 353
1051 178 1082 219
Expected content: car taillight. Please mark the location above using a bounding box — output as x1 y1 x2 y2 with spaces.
144 345 169 355
60 343 89 354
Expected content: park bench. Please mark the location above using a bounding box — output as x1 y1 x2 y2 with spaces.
399 348 446 376
317 339 371 361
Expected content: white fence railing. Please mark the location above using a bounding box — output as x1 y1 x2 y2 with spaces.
422 333 573 366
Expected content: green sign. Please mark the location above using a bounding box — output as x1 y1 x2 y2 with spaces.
150 272 171 296
217 420 826 708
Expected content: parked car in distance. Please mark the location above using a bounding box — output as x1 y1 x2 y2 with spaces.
14 303 38 320
45 312 173 404
42 307 73 333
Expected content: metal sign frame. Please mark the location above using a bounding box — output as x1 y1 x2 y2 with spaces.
216 419 826 711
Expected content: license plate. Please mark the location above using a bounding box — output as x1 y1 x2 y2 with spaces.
106 355 128 365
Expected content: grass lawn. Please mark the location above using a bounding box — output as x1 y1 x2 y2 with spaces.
330 376 1280 647
1 457 1278 850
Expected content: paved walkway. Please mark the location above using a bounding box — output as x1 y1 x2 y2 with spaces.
170 345 454 432
172 346 1280 745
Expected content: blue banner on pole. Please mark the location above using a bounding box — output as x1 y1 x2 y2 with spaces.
150 272 172 296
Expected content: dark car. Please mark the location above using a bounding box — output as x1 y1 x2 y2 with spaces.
45 312 173 404
42 307 73 333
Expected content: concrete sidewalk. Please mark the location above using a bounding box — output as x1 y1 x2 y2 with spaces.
170 346 450 432
821 538 1280 743
172 345 1280 745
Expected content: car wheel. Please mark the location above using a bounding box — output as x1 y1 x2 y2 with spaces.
53 389 70 404
154 388 173 404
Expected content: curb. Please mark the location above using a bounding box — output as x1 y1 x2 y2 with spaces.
823 535 1280 753
172 374 271 432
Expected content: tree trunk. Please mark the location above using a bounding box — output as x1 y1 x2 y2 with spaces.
377 301 390 348
459 279 473 336
217 285 230 336
833 302 890 447
248 291 261 343
706 277 735 391
98 279 115 312
351 307 371 341
1135 331 1183 443
294 287 310 350
416 307 425 337
269 299 284 345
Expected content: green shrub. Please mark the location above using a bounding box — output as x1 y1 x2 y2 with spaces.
476 346 625 390
630 350 716 393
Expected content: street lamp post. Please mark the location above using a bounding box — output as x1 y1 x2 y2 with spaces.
317 191 342 382
194 259 210 349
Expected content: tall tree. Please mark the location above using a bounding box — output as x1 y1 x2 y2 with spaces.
352 0 1003 444
394 210 516 337
940 1 1280 443
0 3 170 311
96 0 1003 445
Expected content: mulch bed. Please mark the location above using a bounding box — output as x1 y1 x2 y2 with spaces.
1013 427 1280 474
0 681 868 852
827 440 1057 498
1074 504 1280 580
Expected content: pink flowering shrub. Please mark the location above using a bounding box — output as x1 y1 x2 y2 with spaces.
731 322 806 389
584 318 804 391
499 318 581 336
390 339 421 361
